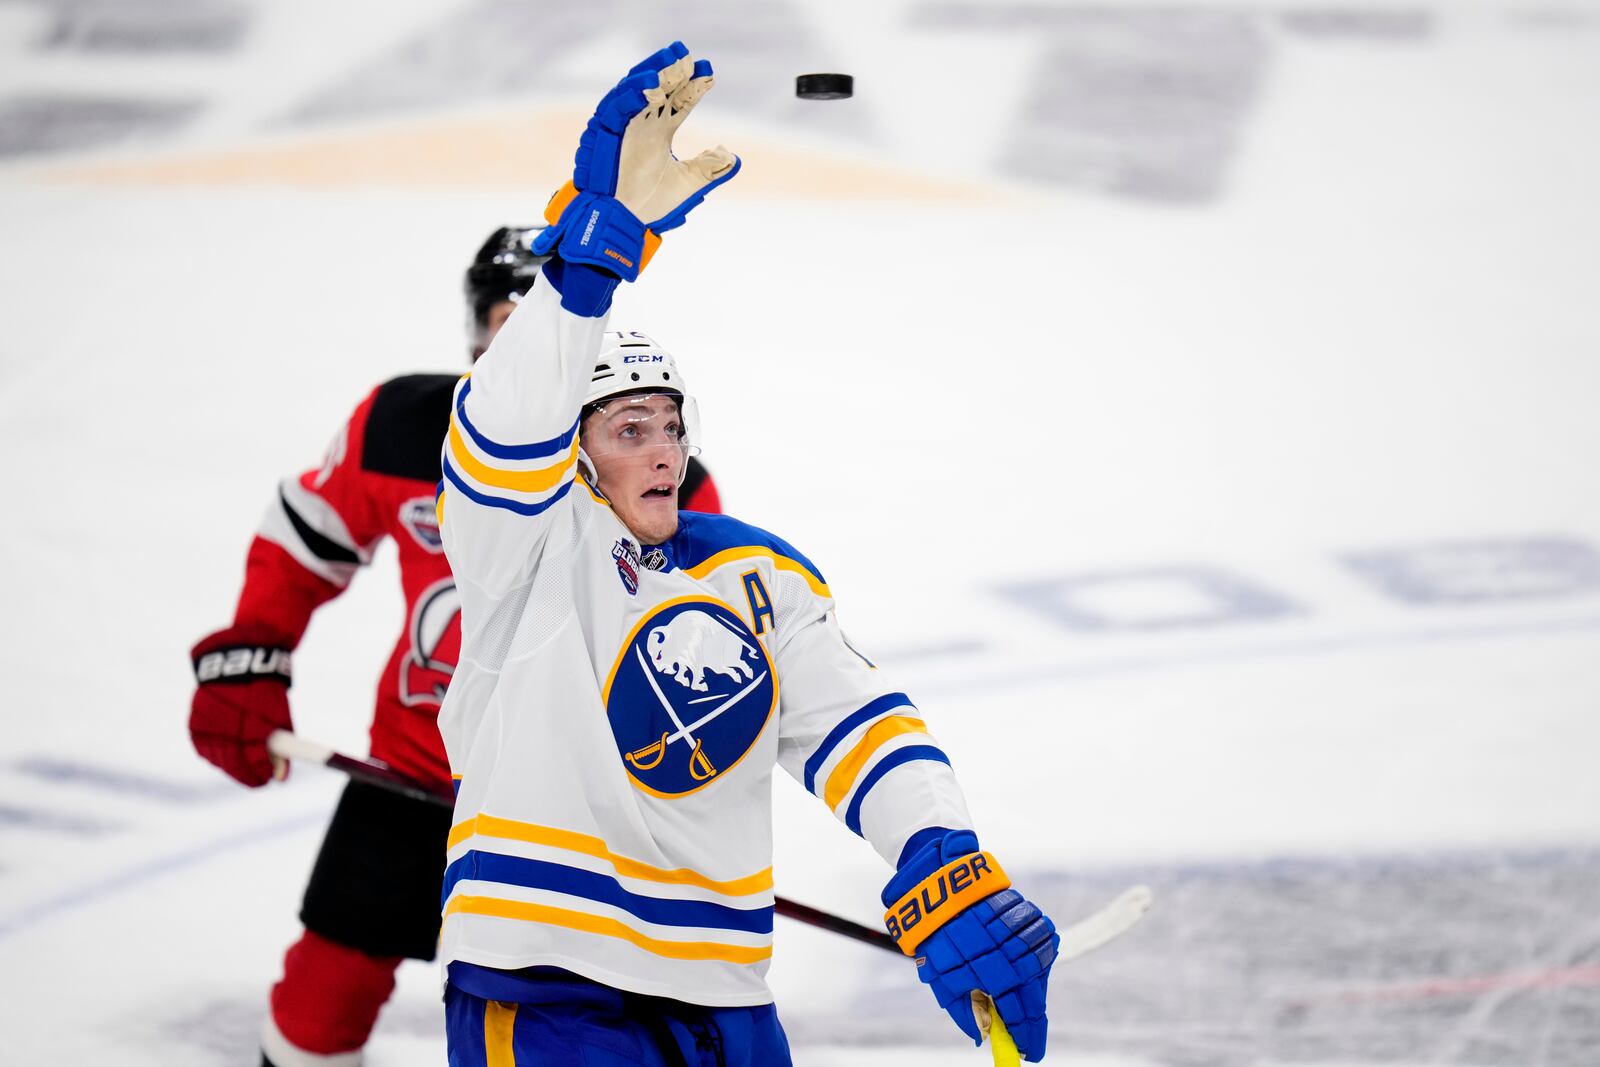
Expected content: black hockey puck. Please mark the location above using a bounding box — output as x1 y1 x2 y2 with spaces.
796 73 853 100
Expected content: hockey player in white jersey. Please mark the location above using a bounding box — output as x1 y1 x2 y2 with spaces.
436 42 1060 1065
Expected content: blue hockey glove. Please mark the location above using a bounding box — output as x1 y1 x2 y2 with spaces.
882 830 1059 1062
533 41 740 281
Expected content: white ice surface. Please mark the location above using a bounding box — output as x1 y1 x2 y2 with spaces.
1 6 1598 1065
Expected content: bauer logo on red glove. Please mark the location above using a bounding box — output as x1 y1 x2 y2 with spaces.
195 646 292 683
189 624 295 787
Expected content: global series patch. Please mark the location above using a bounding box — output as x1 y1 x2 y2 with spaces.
398 496 444 552
613 537 641 595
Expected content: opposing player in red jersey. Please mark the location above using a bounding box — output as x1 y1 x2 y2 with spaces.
187 227 722 1067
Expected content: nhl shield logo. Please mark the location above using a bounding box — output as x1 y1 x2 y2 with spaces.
603 598 776 798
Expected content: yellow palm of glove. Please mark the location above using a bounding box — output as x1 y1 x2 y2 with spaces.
615 54 737 228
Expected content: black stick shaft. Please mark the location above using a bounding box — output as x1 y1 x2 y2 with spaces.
274 733 900 955
774 896 898 953
323 751 457 806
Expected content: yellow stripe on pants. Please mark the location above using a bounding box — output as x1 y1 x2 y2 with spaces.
485 999 518 1067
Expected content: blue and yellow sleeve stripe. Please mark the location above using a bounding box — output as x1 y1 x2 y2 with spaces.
801 693 952 836
441 377 581 517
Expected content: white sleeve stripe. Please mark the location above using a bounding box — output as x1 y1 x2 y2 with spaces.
855 758 973 861
277 477 368 561
256 498 357 587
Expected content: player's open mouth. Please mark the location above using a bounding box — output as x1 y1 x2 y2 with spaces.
643 485 674 499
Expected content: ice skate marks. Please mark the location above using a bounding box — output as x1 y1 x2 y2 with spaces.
605 599 775 797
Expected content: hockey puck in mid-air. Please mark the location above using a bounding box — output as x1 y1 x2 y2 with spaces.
796 73 853 100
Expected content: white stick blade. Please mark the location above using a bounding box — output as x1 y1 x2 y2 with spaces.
1058 884 1154 962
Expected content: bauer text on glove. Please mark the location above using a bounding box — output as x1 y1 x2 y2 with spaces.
189 624 295 787
882 829 1059 1062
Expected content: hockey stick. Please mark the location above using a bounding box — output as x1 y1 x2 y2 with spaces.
769 895 896 952
265 733 1153 975
266 730 900 952
268 730 455 806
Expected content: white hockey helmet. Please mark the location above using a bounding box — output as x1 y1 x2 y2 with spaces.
578 331 701 486
585 331 689 408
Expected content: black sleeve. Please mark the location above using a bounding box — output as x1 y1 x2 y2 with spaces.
360 373 459 482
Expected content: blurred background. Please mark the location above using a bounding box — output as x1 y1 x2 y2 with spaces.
2 0 1598 1063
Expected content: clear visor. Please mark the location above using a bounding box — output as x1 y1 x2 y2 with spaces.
580 392 702 487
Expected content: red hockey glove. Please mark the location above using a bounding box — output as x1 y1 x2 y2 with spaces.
189 624 294 787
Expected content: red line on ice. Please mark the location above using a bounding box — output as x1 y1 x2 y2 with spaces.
1327 965 1600 1004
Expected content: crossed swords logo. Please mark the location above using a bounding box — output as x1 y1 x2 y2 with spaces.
624 639 770 783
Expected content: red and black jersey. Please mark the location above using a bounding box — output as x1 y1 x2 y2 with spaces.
233 374 722 785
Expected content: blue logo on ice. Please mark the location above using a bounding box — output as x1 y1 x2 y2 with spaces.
604 599 776 798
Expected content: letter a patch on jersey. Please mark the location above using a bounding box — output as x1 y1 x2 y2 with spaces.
603 599 777 798
741 571 774 635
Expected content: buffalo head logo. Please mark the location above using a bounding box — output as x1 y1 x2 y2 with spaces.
646 611 757 692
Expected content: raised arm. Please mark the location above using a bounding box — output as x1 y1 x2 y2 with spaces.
439 41 738 594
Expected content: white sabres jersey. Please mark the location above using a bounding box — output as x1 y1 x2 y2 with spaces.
435 272 973 1007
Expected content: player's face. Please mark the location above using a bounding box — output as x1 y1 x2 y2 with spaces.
485 300 518 343
469 300 521 363
582 394 687 545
